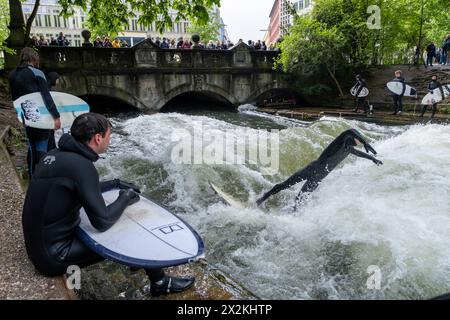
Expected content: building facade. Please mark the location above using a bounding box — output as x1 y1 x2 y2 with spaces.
22 0 227 46
267 0 280 46
267 0 314 45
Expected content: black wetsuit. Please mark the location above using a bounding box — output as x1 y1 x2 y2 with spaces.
353 78 368 113
9 65 60 177
421 80 442 119
256 129 382 207
391 76 405 115
22 133 164 281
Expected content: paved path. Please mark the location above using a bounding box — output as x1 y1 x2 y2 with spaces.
0 128 70 299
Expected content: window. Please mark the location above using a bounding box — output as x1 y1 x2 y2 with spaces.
132 19 138 31
35 15 42 27
44 15 52 27
53 15 60 28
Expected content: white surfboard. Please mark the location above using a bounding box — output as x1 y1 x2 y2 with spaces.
77 189 205 269
350 86 369 97
421 84 450 105
210 182 247 209
387 81 417 97
14 91 90 130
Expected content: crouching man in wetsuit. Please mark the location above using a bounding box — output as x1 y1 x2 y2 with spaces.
256 129 383 208
22 112 194 296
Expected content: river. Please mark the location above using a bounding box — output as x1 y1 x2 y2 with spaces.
93 105 450 300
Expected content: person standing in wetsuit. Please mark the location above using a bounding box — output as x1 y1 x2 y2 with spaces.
22 113 195 296
9 47 61 177
391 70 405 116
256 129 383 207
420 75 442 120
352 74 368 114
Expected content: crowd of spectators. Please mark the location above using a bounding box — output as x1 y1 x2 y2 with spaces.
29 32 279 51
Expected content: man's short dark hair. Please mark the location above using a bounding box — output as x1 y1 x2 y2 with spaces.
71 113 112 143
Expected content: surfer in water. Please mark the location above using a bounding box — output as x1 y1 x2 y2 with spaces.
256 129 383 208
22 113 195 296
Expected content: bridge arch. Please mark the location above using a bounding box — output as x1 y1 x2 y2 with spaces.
246 83 303 107
155 83 238 111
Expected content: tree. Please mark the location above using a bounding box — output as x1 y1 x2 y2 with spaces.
20 0 220 45
0 0 12 56
276 16 347 97
186 10 224 43
276 0 450 99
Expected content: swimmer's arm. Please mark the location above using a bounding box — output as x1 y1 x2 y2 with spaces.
348 147 383 165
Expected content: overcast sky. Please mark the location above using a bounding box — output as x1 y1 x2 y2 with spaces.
219 0 275 42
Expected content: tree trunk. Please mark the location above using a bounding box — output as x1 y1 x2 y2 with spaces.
414 0 425 65
326 65 345 98
24 0 40 45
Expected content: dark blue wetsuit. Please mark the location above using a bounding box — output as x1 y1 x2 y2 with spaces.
352 78 368 113
9 65 60 176
256 129 383 207
421 80 443 119
22 133 164 281
391 76 406 115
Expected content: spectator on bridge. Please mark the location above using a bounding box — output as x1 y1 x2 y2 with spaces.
57 32 70 46
112 37 121 48
30 36 40 47
248 40 255 49
38 35 48 46
182 40 191 49
207 40 216 50
121 40 130 48
154 37 161 47
160 38 169 49
261 41 267 51
177 37 184 49
227 40 234 48
103 37 112 47
49 37 57 46
93 37 103 47
254 40 262 50
169 39 177 49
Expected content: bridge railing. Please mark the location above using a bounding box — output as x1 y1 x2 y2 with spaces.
37 41 280 72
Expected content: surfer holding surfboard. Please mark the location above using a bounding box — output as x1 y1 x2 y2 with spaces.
389 70 406 116
351 74 370 114
420 75 442 119
8 48 61 177
22 113 196 297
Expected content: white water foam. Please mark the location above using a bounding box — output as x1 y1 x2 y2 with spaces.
97 112 450 300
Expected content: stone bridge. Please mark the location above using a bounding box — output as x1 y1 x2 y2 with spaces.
36 40 291 111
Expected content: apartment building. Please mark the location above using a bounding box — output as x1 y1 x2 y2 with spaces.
22 0 227 46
